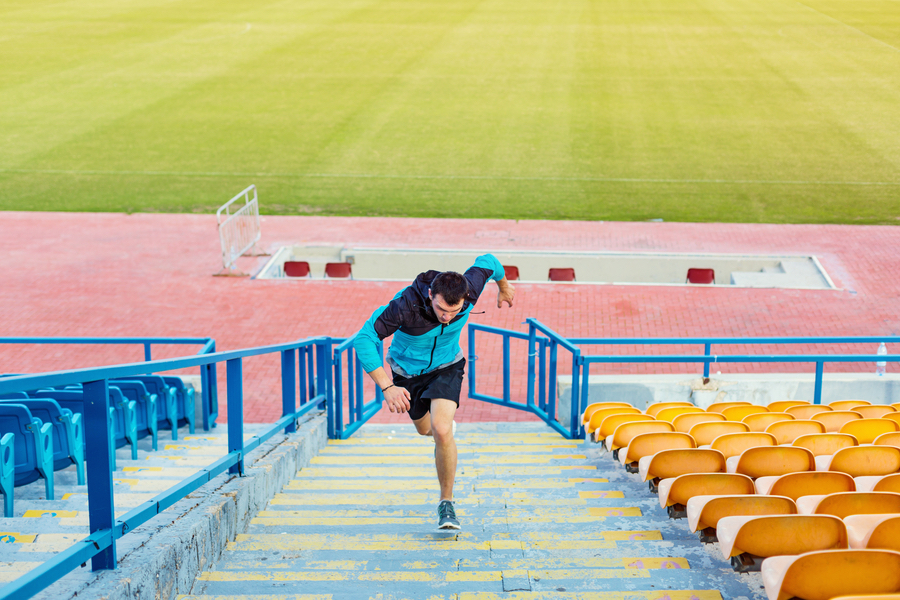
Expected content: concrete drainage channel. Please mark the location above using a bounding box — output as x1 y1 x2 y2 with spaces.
255 246 836 290
35 414 327 600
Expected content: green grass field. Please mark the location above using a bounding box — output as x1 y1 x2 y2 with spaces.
1 0 899 223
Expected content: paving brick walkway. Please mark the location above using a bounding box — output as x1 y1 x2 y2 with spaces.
2 212 898 424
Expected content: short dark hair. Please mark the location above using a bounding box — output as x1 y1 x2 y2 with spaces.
430 271 468 306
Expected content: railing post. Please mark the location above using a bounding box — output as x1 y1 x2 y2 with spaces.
354 349 364 422
526 325 537 409
83 379 116 571
281 349 297 434
316 342 328 411
467 325 477 399
143 343 152 363
502 334 511 404
298 346 308 407
226 359 244 475
548 341 558 422
703 343 711 378
580 361 590 438
333 348 344 439
570 354 581 439
375 341 385 406
814 361 824 405
538 339 547 412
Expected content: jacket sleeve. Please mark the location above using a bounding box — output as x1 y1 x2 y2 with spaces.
464 254 505 302
352 295 407 373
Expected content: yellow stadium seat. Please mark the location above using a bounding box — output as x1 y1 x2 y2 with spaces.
826 446 900 477
605 419 674 452
797 491 900 518
645 401 695 417
707 401 753 414
829 400 871 411
711 432 777 459
619 432 695 472
812 410 864 433
585 407 642 436
658 473 755 518
727 446 815 479
761 549 900 600
687 494 797 541
582 402 634 424
655 405 705 423
845 514 900 551
833 596 900 600
875 432 900 449
717 515 847 572
768 400 811 413
788 404 833 420
755 471 856 499
793 433 858 460
766 419 826 445
596 413 655 444
638 448 726 486
840 418 900 444
743 412 794 432
855 473 900 493
723 405 770 422
672 411 725 433
855 405 897 419
689 421 750 446
885 413 900 427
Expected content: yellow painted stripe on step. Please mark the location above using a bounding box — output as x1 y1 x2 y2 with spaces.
122 466 164 472
286 480 440 491
0 533 36 543
458 592 722 600
19 533 84 553
573 491 624 499
587 507 642 517
228 535 619 552
568 478 611 483
270 493 585 506
458 557 689 569
198 571 496 582
0 564 43 582
295 466 595 477
319 445 578 455
310 455 586 465
23 510 78 518
475 479 610 489
252 517 432 526
256 509 440 518
177 595 334 600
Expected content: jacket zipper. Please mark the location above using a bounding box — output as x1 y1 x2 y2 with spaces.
424 323 446 373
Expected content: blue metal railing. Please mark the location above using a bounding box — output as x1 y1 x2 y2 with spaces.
329 336 384 440
0 337 220 430
0 336 332 600
469 319 900 439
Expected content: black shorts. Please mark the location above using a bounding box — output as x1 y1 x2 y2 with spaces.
391 358 465 422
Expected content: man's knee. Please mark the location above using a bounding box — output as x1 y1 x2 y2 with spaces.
431 418 454 443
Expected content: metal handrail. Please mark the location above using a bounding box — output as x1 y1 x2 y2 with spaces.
0 336 332 600
329 335 384 439
0 336 219 430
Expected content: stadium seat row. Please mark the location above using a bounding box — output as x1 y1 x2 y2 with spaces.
0 375 195 516
584 399 900 600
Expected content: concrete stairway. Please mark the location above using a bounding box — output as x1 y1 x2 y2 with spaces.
183 423 764 600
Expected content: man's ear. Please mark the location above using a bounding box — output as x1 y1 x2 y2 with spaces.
428 288 433 300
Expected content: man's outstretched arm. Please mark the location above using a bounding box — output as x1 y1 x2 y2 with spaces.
353 302 412 413
496 275 515 308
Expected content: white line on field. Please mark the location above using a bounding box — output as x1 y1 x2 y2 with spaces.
0 168 898 186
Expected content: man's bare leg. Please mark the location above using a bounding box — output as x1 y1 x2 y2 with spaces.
412 398 457 501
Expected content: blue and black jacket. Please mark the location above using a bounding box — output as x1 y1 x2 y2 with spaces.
354 254 505 377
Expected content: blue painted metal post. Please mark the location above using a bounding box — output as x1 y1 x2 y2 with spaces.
580 362 590 437
281 349 297 434
226 359 244 475
570 354 581 439
467 326 477 399
502 334 511 404
375 341 385 406
143 343 152 362
354 350 364 422
83 379 116 571
548 341 558 422
703 343 711 378
814 361 824 405
538 339 547 412
333 351 344 439
316 342 328 412
298 347 308 407
526 325 537 409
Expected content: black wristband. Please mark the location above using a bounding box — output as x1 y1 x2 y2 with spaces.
382 384 394 392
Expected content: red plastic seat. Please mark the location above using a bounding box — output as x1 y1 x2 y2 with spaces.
324 263 352 278
548 268 575 282
686 268 715 284
283 261 310 277
503 265 520 281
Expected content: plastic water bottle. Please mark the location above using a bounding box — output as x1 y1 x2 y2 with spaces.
876 342 887 376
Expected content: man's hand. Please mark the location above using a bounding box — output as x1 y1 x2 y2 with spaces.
497 279 515 309
384 385 412 413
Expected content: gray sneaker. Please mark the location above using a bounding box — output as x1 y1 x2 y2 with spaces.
438 500 460 530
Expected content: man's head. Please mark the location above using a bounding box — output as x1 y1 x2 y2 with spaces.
429 271 468 323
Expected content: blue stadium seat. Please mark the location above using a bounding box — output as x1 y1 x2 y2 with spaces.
112 376 178 440
0 392 29 400
0 404 53 501
94 381 158 451
161 376 196 434
0 433 12 517
0 398 84 485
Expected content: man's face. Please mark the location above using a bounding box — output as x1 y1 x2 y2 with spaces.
429 291 465 323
